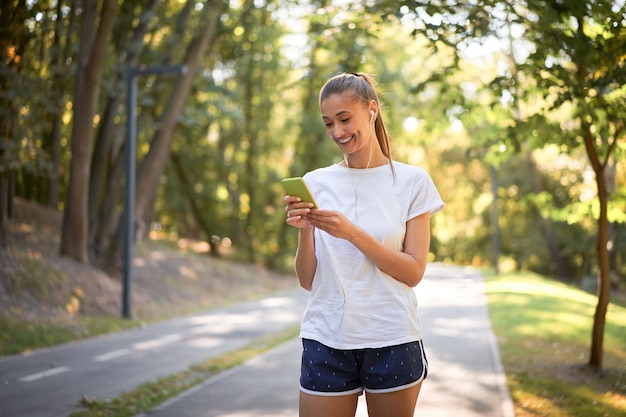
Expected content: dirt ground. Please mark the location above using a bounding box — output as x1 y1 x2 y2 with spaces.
0 198 297 331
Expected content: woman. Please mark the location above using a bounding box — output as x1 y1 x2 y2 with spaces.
284 72 444 417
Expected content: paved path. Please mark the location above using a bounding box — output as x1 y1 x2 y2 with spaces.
0 288 309 417
142 263 515 417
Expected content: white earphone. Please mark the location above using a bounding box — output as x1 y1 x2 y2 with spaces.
370 110 375 121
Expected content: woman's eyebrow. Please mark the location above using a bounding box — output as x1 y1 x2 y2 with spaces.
323 110 350 119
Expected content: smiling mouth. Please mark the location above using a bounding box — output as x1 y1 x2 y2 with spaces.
337 135 354 144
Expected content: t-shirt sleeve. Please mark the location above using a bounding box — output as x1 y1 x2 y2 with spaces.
408 169 444 220
302 172 320 199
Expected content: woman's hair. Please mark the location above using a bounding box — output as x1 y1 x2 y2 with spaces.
319 72 394 170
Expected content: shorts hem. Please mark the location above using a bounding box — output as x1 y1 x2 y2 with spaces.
299 385 363 397
364 375 425 394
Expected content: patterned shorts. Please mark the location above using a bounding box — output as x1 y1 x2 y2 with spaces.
300 338 428 396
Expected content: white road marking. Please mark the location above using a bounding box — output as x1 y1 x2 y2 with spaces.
19 366 70 382
133 334 182 350
93 348 131 362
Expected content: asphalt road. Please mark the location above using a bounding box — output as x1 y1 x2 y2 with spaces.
0 288 308 417
142 263 515 417
0 263 514 417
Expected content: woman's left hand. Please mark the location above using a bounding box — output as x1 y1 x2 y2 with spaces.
304 209 358 240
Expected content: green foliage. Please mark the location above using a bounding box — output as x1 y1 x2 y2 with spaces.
4 0 624 286
157 1 295 264
451 0 626 288
0 0 73 203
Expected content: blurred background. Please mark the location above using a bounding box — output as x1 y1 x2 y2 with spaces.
2 0 625 286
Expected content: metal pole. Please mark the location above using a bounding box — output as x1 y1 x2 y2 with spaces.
490 164 500 274
122 72 137 319
122 64 187 319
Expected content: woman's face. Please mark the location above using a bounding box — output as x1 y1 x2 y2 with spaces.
320 92 374 155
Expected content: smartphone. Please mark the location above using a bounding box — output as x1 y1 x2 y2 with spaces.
282 177 318 208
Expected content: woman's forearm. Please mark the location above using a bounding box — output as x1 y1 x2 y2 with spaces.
349 214 431 287
351 234 425 287
295 227 317 291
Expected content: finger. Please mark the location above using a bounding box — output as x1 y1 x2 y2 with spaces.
284 195 302 203
307 208 331 215
286 202 314 212
287 207 311 219
305 211 334 222
307 215 334 229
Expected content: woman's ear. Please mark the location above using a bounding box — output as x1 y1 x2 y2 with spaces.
369 100 378 118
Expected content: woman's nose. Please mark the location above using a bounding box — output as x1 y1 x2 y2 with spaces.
333 124 344 138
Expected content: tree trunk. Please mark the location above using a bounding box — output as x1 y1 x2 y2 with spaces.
582 123 611 369
102 0 225 271
45 0 75 208
242 53 257 262
133 0 224 232
0 1 30 246
89 0 159 255
60 0 117 262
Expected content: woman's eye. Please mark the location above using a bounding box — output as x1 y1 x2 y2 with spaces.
341 119 350 123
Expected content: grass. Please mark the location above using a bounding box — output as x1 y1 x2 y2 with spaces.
483 270 626 417
0 313 143 356
69 324 300 417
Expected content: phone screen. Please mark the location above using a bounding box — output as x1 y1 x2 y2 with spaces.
282 177 318 208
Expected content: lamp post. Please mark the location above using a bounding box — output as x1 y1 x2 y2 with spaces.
490 164 500 274
123 64 187 319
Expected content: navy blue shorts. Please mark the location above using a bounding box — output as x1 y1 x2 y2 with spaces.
300 339 428 396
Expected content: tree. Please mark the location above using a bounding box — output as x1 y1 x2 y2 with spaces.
0 1 27 246
387 0 625 369
490 0 626 368
88 0 161 261
0 0 53 245
43 0 76 209
130 1 224 239
54 0 228 270
60 0 117 262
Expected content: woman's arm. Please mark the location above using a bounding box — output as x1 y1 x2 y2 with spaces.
284 196 317 291
304 210 431 287
294 227 316 291
351 213 430 287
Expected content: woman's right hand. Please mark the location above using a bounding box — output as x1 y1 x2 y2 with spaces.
284 195 315 229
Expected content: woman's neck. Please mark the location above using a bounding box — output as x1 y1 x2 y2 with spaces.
342 152 388 169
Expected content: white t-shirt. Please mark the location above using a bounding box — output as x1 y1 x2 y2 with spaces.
299 161 444 350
